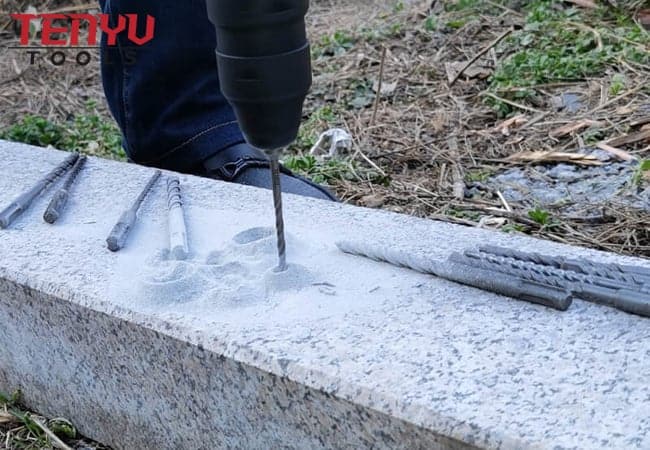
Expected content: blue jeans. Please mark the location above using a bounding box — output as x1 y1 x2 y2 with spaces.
99 0 244 172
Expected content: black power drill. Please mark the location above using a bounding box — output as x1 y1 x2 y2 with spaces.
205 0 312 272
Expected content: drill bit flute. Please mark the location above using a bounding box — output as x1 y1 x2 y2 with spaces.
480 245 650 287
269 150 287 272
43 155 87 224
337 241 573 311
467 247 650 317
0 152 79 229
166 177 189 260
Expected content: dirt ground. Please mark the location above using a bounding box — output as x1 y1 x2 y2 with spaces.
1 0 649 258
305 0 650 257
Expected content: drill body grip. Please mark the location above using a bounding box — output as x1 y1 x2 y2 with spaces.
206 0 312 151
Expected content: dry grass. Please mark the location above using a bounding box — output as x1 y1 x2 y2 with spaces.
1 390 111 449
0 0 108 128
303 0 650 257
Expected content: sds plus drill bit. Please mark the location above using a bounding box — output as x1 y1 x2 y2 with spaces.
107 170 161 252
270 149 288 272
43 155 87 224
336 241 573 311
0 152 79 229
166 177 189 260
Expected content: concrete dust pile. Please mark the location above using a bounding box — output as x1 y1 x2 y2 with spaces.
137 227 315 309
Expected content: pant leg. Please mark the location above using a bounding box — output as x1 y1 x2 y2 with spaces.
99 0 244 172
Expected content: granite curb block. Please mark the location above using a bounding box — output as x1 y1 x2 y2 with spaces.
1 140 649 449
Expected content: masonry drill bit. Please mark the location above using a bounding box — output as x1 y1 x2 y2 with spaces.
480 245 650 288
270 149 287 272
460 251 569 290
336 241 573 311
107 170 161 252
0 152 79 229
43 155 87 224
463 250 650 318
166 177 189 260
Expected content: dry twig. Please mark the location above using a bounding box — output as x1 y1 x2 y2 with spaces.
449 28 513 87
371 46 387 126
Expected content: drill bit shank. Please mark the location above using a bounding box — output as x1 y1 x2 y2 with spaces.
0 152 79 229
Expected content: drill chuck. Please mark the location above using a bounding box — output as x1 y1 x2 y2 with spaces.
206 0 312 151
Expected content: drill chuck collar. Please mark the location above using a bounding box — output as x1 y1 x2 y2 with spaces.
206 0 312 152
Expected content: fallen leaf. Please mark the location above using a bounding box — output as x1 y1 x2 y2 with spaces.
506 151 603 166
505 136 525 145
564 0 598 8
372 80 398 95
495 115 527 136
360 194 385 208
0 411 16 424
445 61 491 84
550 119 600 138
595 142 636 162
638 9 650 31
478 216 508 229
615 106 635 115
606 130 650 147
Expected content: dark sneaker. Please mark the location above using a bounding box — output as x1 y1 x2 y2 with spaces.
202 143 338 201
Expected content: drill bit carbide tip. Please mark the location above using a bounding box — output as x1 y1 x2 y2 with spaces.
106 170 161 252
43 155 87 224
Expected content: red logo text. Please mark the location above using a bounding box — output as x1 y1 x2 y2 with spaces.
10 13 156 47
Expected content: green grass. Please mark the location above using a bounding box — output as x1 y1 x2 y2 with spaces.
0 102 125 160
501 223 526 233
527 206 561 230
609 74 627 96
487 1 650 115
465 168 494 182
420 0 509 31
445 207 483 222
528 206 552 225
312 30 357 58
284 153 389 186
632 159 650 186
423 16 439 32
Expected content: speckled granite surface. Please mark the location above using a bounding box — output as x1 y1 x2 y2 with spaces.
0 141 649 450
